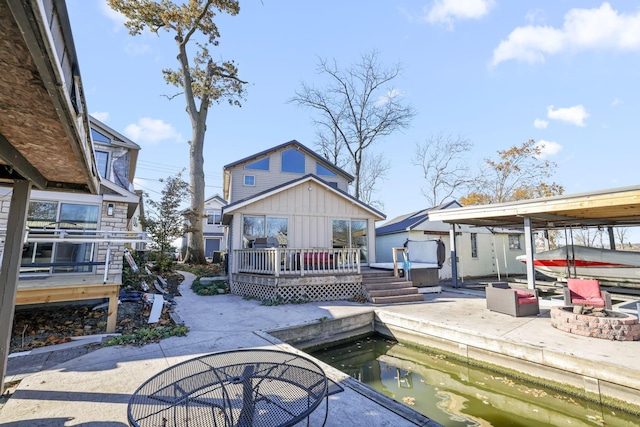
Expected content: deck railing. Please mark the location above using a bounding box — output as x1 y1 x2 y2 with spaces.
235 248 361 277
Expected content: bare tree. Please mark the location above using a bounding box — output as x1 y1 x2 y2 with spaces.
573 227 602 247
356 151 389 210
614 227 630 249
412 133 473 206
290 50 416 202
460 139 563 205
110 0 247 265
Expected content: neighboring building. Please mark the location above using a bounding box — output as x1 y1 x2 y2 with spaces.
203 194 227 259
221 140 385 302
376 201 526 280
1 117 143 278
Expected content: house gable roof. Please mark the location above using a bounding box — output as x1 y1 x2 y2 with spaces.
223 140 354 180
222 174 385 223
205 194 227 206
376 200 462 235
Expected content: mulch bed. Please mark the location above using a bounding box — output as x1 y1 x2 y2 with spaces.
9 272 183 354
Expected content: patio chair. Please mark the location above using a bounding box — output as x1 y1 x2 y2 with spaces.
563 278 612 309
485 282 540 317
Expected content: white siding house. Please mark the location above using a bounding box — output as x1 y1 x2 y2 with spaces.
203 194 227 260
0 118 144 336
376 201 527 280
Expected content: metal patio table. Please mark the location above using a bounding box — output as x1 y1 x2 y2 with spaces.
127 348 329 427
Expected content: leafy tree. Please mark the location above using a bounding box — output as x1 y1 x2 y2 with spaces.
412 133 473 206
290 50 416 202
460 139 564 205
109 0 247 265
141 174 190 274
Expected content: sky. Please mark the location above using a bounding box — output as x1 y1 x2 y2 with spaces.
66 0 640 227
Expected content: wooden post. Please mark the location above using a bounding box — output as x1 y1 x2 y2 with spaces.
0 180 31 395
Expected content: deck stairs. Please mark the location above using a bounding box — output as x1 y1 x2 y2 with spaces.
362 268 424 304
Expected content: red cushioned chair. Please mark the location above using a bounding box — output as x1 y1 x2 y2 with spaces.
485 282 540 317
563 278 612 309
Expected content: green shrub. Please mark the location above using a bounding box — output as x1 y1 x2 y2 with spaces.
103 325 188 347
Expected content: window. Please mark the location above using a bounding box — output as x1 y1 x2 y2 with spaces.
23 202 100 274
470 233 478 258
95 150 109 178
245 157 269 171
244 175 255 186
281 148 305 173
316 163 337 177
242 215 288 248
509 234 521 250
332 219 368 262
206 210 221 225
326 182 338 189
91 128 110 143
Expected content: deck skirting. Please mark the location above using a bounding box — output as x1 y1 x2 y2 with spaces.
230 273 365 302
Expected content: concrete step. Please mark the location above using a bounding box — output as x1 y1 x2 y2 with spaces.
370 294 425 304
365 282 415 291
362 276 405 284
368 287 419 298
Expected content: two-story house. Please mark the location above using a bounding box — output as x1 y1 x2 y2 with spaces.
221 140 385 302
0 117 145 335
202 194 227 261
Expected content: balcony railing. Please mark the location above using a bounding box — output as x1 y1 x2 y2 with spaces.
235 248 361 277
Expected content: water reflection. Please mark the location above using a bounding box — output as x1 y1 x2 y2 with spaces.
310 334 636 427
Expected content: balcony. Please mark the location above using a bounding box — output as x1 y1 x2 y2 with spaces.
235 248 361 277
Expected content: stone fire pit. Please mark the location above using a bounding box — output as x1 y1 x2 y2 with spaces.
550 306 640 341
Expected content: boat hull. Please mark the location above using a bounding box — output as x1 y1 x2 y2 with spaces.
517 245 640 287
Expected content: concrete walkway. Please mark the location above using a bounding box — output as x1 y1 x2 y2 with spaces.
1 273 639 426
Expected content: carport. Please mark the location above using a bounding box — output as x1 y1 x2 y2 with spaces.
0 1 99 394
427 185 640 289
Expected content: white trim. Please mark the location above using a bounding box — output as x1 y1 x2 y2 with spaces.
225 176 385 220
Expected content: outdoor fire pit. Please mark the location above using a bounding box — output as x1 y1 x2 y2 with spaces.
550 306 640 341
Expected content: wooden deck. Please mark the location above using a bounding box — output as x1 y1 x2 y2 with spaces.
16 274 121 333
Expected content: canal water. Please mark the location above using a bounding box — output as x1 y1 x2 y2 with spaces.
310 334 638 427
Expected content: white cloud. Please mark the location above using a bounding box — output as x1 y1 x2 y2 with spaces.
91 111 110 122
375 88 403 106
611 98 623 106
491 3 640 66
547 104 589 127
124 118 183 145
535 140 562 158
533 118 548 129
100 0 127 31
525 9 546 25
423 0 494 28
124 43 152 56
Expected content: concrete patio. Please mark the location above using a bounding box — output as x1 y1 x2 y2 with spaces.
2 272 640 426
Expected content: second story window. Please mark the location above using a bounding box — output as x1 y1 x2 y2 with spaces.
317 163 337 176
244 175 255 186
245 157 269 170
95 151 109 178
91 128 110 143
206 211 221 225
281 148 304 173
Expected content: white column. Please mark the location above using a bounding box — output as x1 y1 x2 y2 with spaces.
523 217 536 290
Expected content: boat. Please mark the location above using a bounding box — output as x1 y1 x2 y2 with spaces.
516 245 640 287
